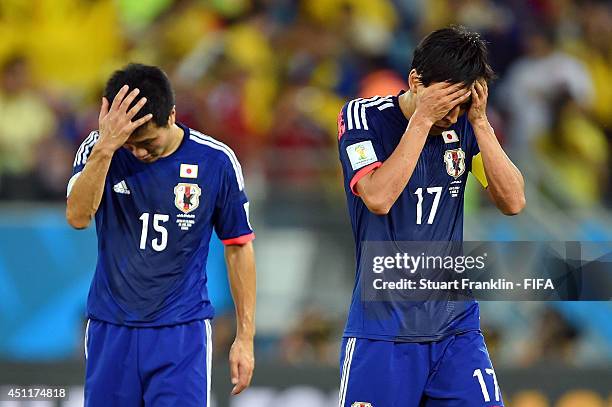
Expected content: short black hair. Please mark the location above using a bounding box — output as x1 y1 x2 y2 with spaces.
103 63 175 128
410 26 495 87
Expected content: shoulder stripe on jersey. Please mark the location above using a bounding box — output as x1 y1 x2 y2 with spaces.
82 132 100 165
72 131 95 166
347 96 379 131
73 132 93 166
74 131 100 167
352 96 380 130
73 131 95 167
347 96 393 131
189 130 245 191
346 99 356 130
377 102 395 111
359 97 392 130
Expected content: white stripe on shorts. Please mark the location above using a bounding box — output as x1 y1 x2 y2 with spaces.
84 319 90 360
205 319 213 407
338 337 356 407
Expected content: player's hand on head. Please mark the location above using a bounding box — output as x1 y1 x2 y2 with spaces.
414 80 472 125
229 336 255 395
467 78 489 125
97 85 153 153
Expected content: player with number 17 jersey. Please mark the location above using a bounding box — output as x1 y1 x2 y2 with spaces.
336 27 525 407
338 92 483 342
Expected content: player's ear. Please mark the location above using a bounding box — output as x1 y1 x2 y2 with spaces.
408 69 420 93
167 106 176 126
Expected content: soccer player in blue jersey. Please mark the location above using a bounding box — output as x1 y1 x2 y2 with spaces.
337 27 526 406
66 64 256 406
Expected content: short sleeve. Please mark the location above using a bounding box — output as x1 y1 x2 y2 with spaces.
67 130 100 197
337 101 385 196
213 155 255 245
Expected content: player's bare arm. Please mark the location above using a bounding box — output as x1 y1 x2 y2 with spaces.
66 85 152 228
468 79 526 215
225 241 256 395
356 79 471 215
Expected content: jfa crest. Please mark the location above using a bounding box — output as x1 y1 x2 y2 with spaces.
174 183 202 214
351 403 373 407
443 148 466 179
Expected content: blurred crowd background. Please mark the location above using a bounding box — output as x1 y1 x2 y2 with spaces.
0 0 611 405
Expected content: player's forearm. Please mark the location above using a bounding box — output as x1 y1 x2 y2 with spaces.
66 147 114 229
358 114 431 215
225 242 256 340
472 120 525 215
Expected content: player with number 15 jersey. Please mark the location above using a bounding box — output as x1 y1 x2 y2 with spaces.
66 64 256 406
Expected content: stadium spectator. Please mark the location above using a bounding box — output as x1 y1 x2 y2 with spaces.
0 55 57 199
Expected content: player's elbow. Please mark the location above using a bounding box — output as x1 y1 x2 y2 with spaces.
499 195 526 216
66 212 90 229
367 203 392 216
362 193 393 216
355 176 394 215
66 200 91 229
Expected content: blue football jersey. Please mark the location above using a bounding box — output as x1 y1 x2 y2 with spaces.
68 123 254 326
338 92 482 342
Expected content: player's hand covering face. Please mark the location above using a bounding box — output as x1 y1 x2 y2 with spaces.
229 337 255 395
413 80 472 134
97 85 153 154
467 78 489 125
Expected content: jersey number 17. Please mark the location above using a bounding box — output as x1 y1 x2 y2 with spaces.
414 186 442 224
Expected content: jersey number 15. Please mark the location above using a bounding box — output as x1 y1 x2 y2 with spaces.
139 212 169 251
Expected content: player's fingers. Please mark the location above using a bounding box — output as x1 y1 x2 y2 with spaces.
241 359 254 386
474 82 486 101
447 88 471 104
231 363 251 395
448 90 471 107
469 85 479 103
127 97 147 119
478 81 488 97
128 113 153 130
229 357 240 386
231 383 246 395
231 378 246 395
442 84 468 100
119 88 140 113
110 85 129 112
442 81 465 92
99 97 109 122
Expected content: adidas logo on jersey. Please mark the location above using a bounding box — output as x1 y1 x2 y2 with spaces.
113 180 131 195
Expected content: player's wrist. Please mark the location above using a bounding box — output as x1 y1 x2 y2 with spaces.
469 115 489 128
235 327 255 341
406 109 435 135
90 144 116 160
471 118 494 136
410 110 435 131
